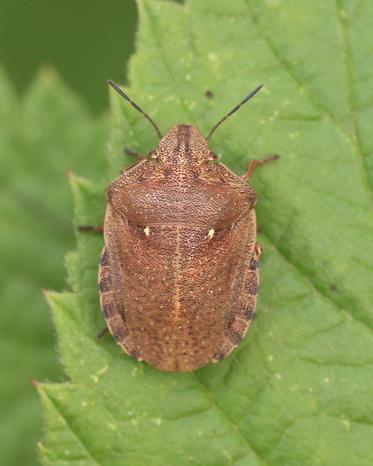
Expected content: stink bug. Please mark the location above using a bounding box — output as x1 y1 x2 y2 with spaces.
97 81 278 372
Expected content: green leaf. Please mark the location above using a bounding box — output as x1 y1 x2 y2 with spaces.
40 1 373 465
0 69 108 466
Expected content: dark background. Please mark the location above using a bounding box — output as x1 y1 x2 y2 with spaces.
0 1 137 465
0 0 137 113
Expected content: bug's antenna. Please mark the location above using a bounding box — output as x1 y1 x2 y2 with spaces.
206 84 264 142
107 80 162 139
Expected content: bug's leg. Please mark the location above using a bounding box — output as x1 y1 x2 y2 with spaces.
242 154 280 180
96 326 109 343
124 147 147 161
121 147 150 173
78 225 104 234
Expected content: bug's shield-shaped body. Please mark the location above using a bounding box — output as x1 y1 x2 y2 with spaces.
99 125 260 372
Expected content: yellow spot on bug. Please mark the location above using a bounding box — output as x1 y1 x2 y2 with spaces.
144 226 150 236
208 228 215 240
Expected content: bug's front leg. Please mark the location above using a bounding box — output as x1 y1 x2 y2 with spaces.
121 147 151 173
78 225 104 234
242 154 280 180
124 147 147 160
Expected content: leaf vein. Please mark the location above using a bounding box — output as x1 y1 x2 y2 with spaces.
261 231 373 333
44 388 103 466
192 372 268 466
243 0 373 201
334 0 373 196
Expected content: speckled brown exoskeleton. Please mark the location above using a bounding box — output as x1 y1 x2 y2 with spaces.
96 81 278 372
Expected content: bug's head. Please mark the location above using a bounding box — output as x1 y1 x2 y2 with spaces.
152 124 214 165
107 80 264 165
150 83 264 164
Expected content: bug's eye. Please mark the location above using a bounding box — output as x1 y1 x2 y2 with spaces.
208 152 218 161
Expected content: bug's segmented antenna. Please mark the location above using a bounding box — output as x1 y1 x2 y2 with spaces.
107 80 162 139
206 84 264 142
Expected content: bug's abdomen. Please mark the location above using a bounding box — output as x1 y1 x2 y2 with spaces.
120 223 242 371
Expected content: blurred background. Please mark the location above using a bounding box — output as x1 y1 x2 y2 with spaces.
0 1 137 465
0 0 137 113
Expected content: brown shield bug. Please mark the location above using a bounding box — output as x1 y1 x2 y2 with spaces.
97 80 278 372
